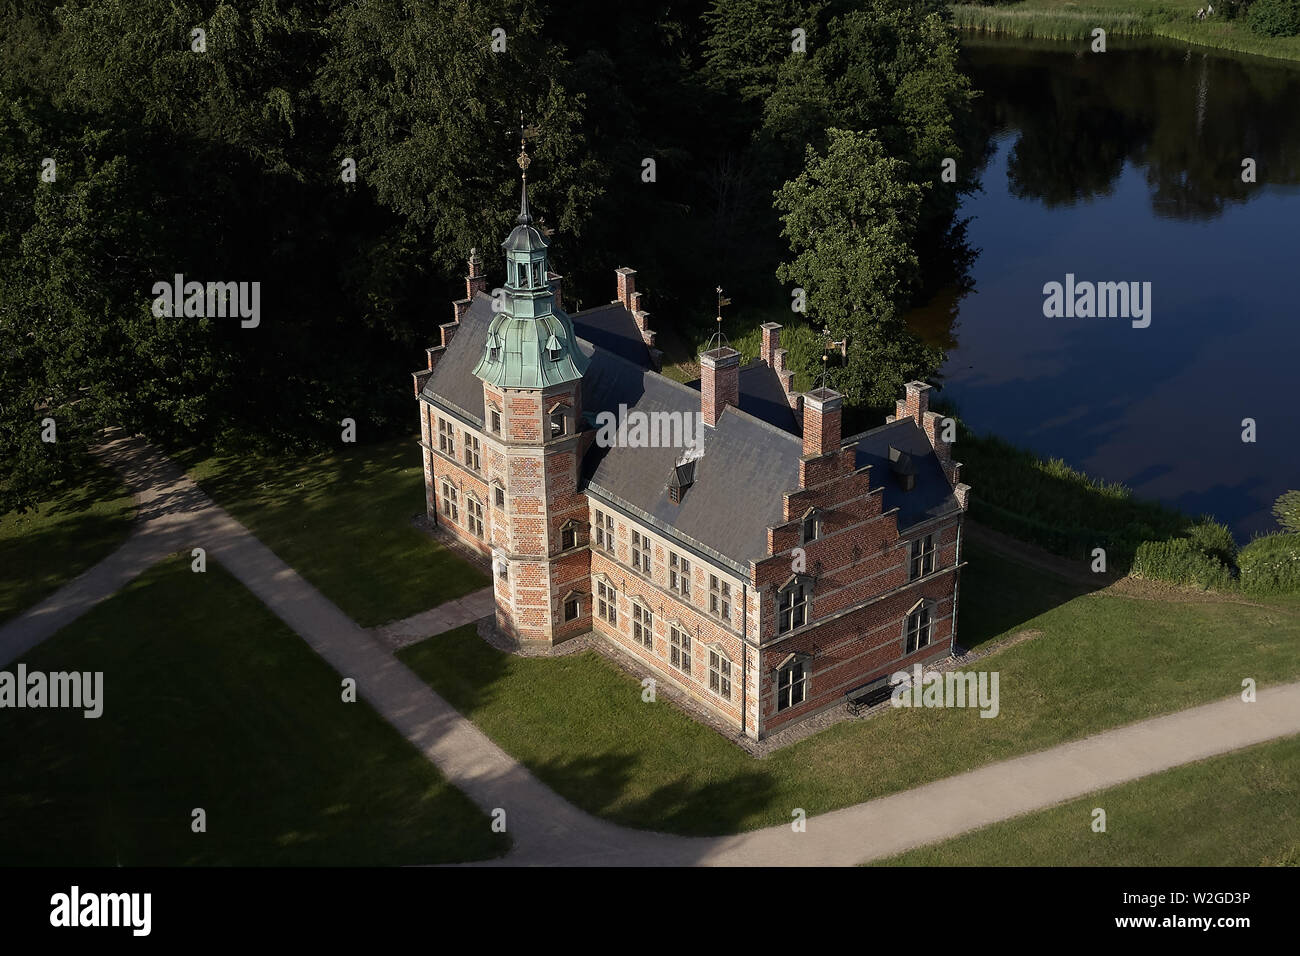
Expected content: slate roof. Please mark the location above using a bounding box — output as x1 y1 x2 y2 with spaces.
419 291 959 569
571 302 653 367
851 419 961 530
685 360 799 435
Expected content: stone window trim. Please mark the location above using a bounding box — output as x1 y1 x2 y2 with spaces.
438 477 460 524
902 597 936 655
548 401 571 440
707 642 733 700
562 589 584 622
485 401 503 435
774 651 812 712
708 573 732 623
492 480 506 510
799 507 825 546
465 492 485 539
594 573 619 626
668 551 692 600
463 433 482 473
631 600 654 650
909 532 937 581
559 518 582 553
668 623 692 676
776 573 814 635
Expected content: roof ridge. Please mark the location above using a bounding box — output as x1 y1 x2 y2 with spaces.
575 334 802 446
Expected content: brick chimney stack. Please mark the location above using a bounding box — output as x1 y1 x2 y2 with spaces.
897 381 931 427
467 248 486 298
802 387 843 458
616 267 636 311
700 346 741 427
760 322 782 366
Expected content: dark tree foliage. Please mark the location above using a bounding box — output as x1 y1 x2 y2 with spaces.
0 0 982 512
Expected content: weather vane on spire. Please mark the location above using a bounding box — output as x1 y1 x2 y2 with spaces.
517 110 531 178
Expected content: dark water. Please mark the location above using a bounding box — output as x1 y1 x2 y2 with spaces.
919 36 1300 540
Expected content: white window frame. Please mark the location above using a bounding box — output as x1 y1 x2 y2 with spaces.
708 647 732 700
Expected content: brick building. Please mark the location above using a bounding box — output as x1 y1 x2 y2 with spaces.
411 170 972 741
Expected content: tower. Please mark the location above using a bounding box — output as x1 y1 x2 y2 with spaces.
472 140 591 647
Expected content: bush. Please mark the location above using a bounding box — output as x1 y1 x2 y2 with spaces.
1272 490 1300 533
1185 517 1238 566
1247 0 1300 37
1131 538 1236 590
1238 533 1300 594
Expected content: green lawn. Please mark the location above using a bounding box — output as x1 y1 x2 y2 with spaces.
398 544 1300 837
176 437 488 627
0 461 135 626
0 556 508 865
879 735 1300 865
953 1 1300 64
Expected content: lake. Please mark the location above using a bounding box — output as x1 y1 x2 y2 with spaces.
919 35 1300 540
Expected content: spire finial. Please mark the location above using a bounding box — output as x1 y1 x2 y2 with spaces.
516 109 533 225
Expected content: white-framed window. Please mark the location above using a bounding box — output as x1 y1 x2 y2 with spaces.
439 478 459 523
905 602 933 654
438 417 454 456
669 552 690 599
910 533 936 580
777 660 808 711
708 649 731 700
464 434 481 472
632 603 653 649
631 530 650 574
596 579 617 625
560 521 578 551
594 510 614 554
670 626 691 674
564 594 581 621
466 496 484 538
709 574 731 621
777 579 810 634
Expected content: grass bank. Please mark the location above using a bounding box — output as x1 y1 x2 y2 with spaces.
0 461 135 626
952 1 1300 64
880 735 1300 865
398 543 1300 837
0 556 507 865
174 437 488 627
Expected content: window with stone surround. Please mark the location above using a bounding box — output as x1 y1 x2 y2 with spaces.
594 510 615 554
800 509 822 545
563 592 581 622
909 533 936 580
493 483 506 509
464 434 481 472
670 626 691 675
709 574 731 622
777 577 810 634
560 520 578 551
669 552 691 599
466 496 484 538
437 417 454 456
439 479 459 523
632 602 653 649
905 601 934 654
708 648 732 700
777 659 808 711
631 530 651 574
489 408 502 434
596 579 617 626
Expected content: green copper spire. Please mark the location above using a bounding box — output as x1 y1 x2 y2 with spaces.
473 140 588 389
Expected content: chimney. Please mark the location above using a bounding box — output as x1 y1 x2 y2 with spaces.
615 267 636 311
760 322 782 367
548 271 563 311
466 248 487 299
700 346 740 427
803 387 842 458
898 381 931 427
